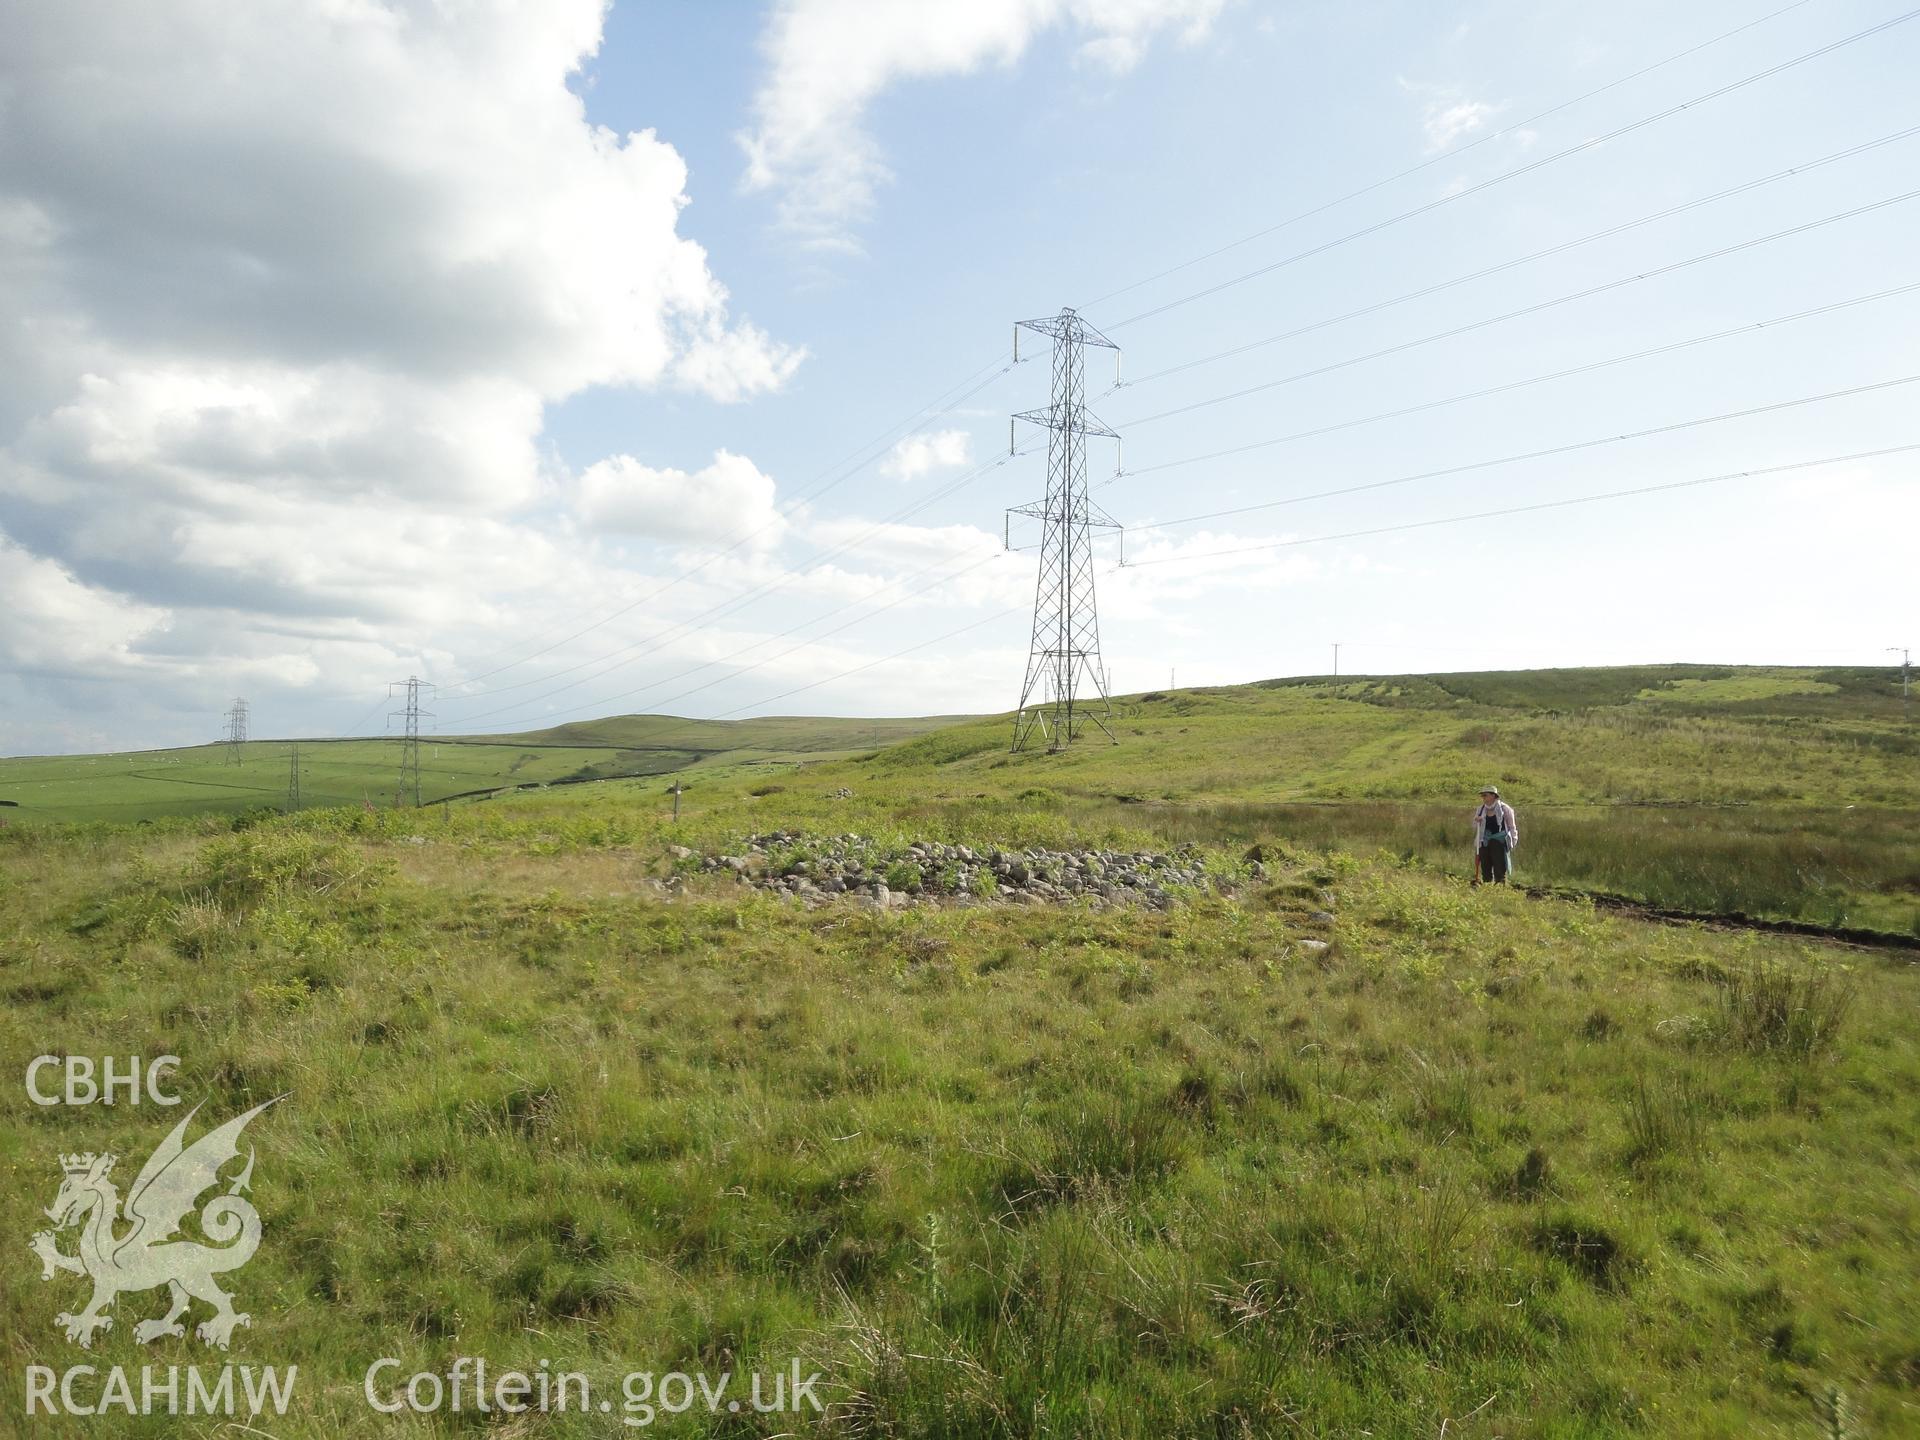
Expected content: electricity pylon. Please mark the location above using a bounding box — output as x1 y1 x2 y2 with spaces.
1007 308 1122 752
388 677 435 808
223 698 249 765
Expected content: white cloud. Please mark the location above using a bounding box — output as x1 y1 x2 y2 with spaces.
578 451 785 548
21 364 549 512
1423 98 1498 152
879 428 973 481
2 2 801 401
1398 79 1505 155
741 0 1227 249
0 530 168 676
673 318 808 403
0 1 806 747
1078 33 1148 73
426 534 1031 733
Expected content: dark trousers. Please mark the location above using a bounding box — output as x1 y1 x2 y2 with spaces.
1477 839 1510 884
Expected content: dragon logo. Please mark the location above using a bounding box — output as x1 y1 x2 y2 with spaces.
27 1097 281 1350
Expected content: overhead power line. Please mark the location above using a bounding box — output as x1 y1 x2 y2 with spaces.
1097 5 1920 331
1122 125 1920 389
335 694 393 738
1115 189 1920 429
1117 444 1920 570
1077 0 1822 311
1111 280 1920 478
1126 374 1920 533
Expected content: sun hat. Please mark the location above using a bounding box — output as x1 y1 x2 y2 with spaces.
1480 785 1499 796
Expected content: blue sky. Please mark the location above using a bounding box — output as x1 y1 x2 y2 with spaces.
1 0 1914 751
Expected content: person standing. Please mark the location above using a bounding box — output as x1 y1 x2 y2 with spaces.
1472 786 1519 884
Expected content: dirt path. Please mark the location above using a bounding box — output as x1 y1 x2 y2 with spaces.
1521 885 1920 953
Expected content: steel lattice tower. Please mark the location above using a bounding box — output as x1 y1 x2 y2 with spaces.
388 677 435 808
223 698 249 765
1007 309 1122 752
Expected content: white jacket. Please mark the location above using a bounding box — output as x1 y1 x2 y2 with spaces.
1472 800 1518 850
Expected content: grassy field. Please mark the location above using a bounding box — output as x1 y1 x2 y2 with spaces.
829 663 1918 934
7 664 1913 931
0 715 967 827
1 788 1915 1435
1 663 1916 1436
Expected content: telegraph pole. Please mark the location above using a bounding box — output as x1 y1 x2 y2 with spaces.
1007 308 1123 752
286 745 301 813
1892 646 1912 723
223 698 249 765
1333 643 1341 677
388 677 435 808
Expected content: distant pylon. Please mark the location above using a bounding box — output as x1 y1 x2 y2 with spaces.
388 677 435 808
286 745 301 813
223 698 249 765
1007 308 1123 752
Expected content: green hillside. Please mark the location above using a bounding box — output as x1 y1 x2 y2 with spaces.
493 712 973 752
2 662 1915 1435
0 713 967 826
864 662 1916 808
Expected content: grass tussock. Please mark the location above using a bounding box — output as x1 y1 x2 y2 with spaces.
1717 954 1857 1058
193 829 388 909
1623 1070 1707 1170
